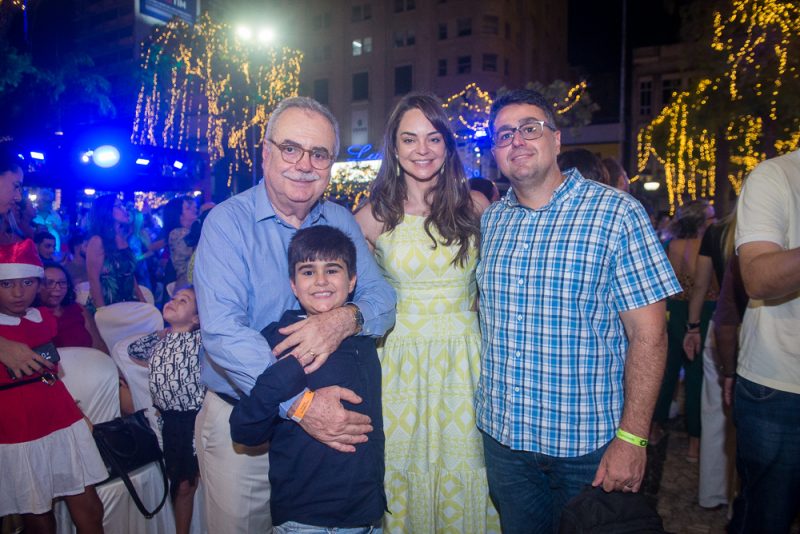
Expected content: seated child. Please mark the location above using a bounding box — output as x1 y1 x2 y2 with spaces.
0 239 105 532
128 286 204 534
230 225 386 534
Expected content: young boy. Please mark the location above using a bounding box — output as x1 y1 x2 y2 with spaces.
230 225 385 534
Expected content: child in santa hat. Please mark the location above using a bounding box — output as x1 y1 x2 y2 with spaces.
0 239 106 532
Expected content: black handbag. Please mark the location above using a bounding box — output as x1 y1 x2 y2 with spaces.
92 410 169 519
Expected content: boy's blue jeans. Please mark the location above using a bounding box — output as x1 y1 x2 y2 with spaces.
273 521 382 534
482 432 608 534
729 376 800 534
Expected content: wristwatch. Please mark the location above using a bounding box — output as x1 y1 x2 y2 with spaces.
348 303 364 334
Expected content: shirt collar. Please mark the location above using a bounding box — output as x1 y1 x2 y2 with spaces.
254 179 328 226
503 168 583 211
0 307 43 326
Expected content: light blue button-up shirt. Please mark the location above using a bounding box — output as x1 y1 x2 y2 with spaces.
194 180 396 399
476 169 680 457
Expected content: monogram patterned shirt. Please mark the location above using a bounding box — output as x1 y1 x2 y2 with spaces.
128 329 205 412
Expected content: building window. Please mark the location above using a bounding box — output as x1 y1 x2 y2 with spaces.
482 53 497 72
351 4 372 22
504 57 509 76
395 65 413 95
352 37 372 56
437 59 447 76
438 22 447 40
639 80 653 116
353 72 369 101
393 30 415 48
661 77 681 104
312 12 331 29
482 15 499 35
457 55 471 74
394 0 415 12
505 21 511 39
313 79 329 105
457 17 472 37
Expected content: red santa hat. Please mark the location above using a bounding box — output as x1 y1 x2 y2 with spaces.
0 239 45 280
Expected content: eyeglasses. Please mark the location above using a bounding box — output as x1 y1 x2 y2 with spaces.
44 279 68 289
268 139 334 170
492 120 557 147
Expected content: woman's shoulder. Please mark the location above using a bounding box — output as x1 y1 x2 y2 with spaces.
353 201 384 246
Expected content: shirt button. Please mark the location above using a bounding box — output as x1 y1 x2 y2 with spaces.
518 278 524 285
523 243 530 250
515 351 521 358
514 386 520 392
517 314 523 321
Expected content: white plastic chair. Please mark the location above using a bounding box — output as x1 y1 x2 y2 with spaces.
110 334 157 414
75 281 90 306
140 285 155 305
94 302 163 358
55 346 176 534
57 347 120 424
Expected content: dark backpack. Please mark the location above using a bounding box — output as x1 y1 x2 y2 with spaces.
559 486 666 533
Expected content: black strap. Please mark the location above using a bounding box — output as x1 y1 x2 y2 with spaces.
0 373 58 391
96 440 169 519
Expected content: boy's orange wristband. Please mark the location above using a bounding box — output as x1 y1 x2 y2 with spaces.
290 390 315 423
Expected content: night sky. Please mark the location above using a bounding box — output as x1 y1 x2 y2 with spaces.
568 0 687 121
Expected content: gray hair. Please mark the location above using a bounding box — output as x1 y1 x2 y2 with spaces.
264 97 340 159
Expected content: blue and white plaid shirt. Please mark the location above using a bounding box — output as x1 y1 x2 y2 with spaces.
476 169 680 457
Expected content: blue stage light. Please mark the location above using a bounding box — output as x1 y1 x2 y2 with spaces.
92 145 120 168
173 160 184 170
474 129 488 139
30 151 45 160
84 188 96 196
136 158 151 166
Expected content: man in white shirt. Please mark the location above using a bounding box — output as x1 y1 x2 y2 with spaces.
730 149 800 533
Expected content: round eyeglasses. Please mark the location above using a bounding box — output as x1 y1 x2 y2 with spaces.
268 139 335 170
44 279 69 289
492 120 557 148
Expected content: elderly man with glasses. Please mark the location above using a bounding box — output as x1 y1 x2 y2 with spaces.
475 89 680 532
193 96 396 534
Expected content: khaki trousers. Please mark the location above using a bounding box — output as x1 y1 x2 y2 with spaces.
195 390 272 533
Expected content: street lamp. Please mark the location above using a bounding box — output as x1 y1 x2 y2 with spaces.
234 24 278 185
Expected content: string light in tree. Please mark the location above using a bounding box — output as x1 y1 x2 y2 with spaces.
132 13 303 190
638 0 800 214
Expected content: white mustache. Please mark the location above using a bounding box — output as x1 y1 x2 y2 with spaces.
283 170 320 182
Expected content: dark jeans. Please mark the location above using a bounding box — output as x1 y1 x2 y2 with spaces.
729 376 800 533
482 432 608 534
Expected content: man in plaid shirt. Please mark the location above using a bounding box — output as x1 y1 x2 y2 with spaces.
476 89 680 533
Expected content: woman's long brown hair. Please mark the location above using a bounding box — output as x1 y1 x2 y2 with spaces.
365 92 480 266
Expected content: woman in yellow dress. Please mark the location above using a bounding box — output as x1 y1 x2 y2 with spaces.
356 93 499 533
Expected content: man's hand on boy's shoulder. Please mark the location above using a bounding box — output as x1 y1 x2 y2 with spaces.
273 306 358 373
297 385 373 453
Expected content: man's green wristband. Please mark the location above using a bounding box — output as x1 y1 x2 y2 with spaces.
616 428 648 447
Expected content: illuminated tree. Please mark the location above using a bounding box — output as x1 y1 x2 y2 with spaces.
637 0 800 213
132 13 303 190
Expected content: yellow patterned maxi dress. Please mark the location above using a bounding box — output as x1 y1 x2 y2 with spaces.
375 215 499 533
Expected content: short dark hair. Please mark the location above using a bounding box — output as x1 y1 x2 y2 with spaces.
34 231 56 244
489 89 557 138
67 230 88 252
557 149 610 185
288 226 356 280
